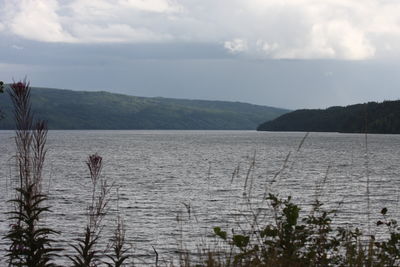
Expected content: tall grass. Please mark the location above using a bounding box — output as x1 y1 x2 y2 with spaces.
2 80 400 266
4 81 61 266
183 135 400 267
3 81 130 267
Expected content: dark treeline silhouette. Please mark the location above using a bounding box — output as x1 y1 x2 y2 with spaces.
257 100 400 134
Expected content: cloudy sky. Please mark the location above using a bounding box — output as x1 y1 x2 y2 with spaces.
1 0 400 109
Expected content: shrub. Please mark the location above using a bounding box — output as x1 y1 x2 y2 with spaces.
4 81 61 266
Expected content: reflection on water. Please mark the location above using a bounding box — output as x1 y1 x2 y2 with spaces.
1 130 400 265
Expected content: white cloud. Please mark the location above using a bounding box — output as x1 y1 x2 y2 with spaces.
67 0 117 20
0 0 174 43
118 0 182 13
226 0 380 59
66 0 181 22
72 23 172 43
257 40 279 55
308 20 375 60
2 0 400 59
7 0 75 42
224 39 247 54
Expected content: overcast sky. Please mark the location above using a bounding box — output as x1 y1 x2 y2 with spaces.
1 0 400 109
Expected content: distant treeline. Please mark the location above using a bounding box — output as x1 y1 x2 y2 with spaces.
257 100 400 134
0 87 288 130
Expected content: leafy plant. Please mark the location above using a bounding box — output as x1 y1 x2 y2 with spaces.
69 153 112 267
374 207 400 266
4 80 60 266
105 217 130 267
211 194 380 267
69 226 99 267
5 184 61 267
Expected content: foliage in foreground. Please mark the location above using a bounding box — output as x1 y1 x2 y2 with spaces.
68 153 129 267
5 184 61 267
207 194 400 267
3 80 400 267
4 81 61 267
3 81 130 267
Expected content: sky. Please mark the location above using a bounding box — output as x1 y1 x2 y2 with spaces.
1 0 400 109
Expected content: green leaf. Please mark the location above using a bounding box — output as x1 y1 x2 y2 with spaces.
213 227 227 240
381 207 388 215
232 234 249 249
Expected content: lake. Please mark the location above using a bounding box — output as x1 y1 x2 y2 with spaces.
1 130 400 265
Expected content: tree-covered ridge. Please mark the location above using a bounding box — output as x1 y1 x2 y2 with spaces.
0 87 289 130
257 100 400 134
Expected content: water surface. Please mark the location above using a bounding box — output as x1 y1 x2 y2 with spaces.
1 130 400 265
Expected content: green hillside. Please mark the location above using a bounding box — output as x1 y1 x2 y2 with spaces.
257 100 400 134
0 87 288 130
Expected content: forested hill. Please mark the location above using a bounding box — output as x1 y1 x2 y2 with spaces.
257 100 400 134
0 87 289 130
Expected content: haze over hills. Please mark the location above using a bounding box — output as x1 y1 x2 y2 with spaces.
0 87 289 130
257 100 400 134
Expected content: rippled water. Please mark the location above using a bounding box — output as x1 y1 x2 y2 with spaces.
1 130 400 265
